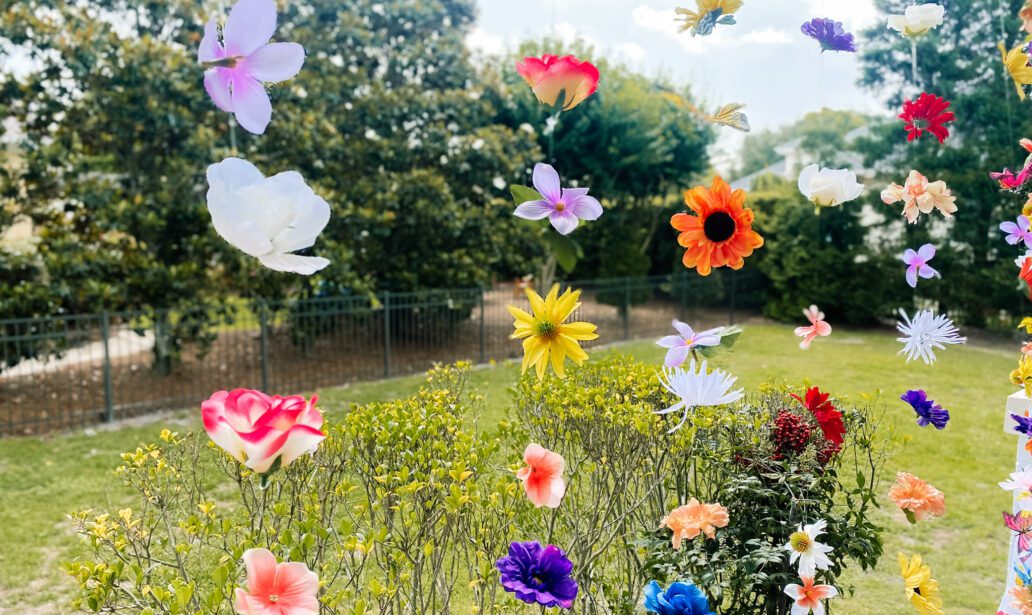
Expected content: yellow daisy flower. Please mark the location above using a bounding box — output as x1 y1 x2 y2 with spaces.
1001 42 1032 100
508 285 598 380
1014 355 1032 396
898 553 943 615
676 0 743 36
1021 316 1032 334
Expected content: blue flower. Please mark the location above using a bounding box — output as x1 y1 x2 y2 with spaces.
801 18 857 53
496 541 578 609
900 390 950 430
643 580 715 615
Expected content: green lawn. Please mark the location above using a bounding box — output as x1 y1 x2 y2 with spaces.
0 323 1018 613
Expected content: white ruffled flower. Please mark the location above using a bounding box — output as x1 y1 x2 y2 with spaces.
784 519 835 577
797 164 864 209
657 360 744 433
896 308 966 365
887 3 945 38
206 158 331 275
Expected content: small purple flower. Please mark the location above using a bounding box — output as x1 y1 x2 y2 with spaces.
656 320 724 367
801 18 857 53
198 0 306 135
496 541 578 609
513 163 604 235
1002 215 1032 249
901 390 950 430
1014 413 1032 437
901 244 940 288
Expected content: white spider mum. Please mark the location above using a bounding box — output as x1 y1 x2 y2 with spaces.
896 308 966 365
657 360 744 433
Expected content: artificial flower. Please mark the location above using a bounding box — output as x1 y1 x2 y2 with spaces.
784 576 838 615
516 443 565 509
889 472 946 523
658 360 745 433
234 548 319 615
1023 340 1032 355
676 0 743 36
516 54 599 112
495 541 578 609
880 171 957 224
1004 510 1032 553
796 164 864 211
1013 413 1032 438
898 553 943 615
1003 216 1032 249
671 175 764 277
1022 317 1032 334
660 498 730 549
784 519 835 577
513 163 603 235
1013 355 1032 396
1022 257 1032 301
199 0 305 135
656 320 724 367
900 390 950 430
794 305 831 350
1010 585 1032 615
896 308 966 365
887 3 946 38
901 244 940 289
202 389 326 475
791 386 845 449
1001 42 1032 100
999 470 1032 502
1022 2 1032 34
992 139 1032 191
643 580 715 615
206 158 331 275
508 285 599 380
899 93 954 144
801 18 857 53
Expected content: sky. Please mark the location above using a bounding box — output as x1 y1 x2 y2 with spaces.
469 0 889 168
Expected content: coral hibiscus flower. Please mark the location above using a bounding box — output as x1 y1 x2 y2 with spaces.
516 443 565 508
671 175 764 277
899 93 955 144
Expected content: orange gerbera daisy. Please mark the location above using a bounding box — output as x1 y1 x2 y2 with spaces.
659 498 729 550
671 175 764 276
888 472 946 523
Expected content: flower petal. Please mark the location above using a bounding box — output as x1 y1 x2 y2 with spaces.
231 75 273 135
224 0 278 57
242 548 279 595
257 253 330 275
532 163 562 203
198 19 224 63
204 70 235 113
245 42 305 83
567 194 603 220
549 211 579 235
513 199 554 220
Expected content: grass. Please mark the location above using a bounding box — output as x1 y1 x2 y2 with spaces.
0 322 1018 614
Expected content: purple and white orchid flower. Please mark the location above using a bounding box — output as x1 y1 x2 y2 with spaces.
513 163 603 235
198 0 305 135
656 320 724 367
901 244 940 288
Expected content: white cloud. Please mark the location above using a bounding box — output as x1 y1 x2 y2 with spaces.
741 27 792 45
807 0 879 29
614 42 648 64
466 26 506 56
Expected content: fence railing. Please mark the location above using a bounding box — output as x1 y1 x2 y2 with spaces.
0 270 761 436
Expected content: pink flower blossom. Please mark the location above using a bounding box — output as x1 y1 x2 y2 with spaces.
516 54 599 111
656 319 723 367
234 548 319 615
784 576 838 615
199 0 305 134
1002 215 1032 249
516 443 565 508
901 244 940 288
794 305 831 350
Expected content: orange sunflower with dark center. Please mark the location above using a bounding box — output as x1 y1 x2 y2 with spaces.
671 175 764 276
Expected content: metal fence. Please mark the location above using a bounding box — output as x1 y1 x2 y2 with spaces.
0 270 762 436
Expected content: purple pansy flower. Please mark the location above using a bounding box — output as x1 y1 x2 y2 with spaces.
656 320 724 368
901 390 950 430
496 541 578 609
198 0 306 135
513 163 603 235
1013 413 1032 437
801 18 857 53
1001 215 1032 249
901 243 940 288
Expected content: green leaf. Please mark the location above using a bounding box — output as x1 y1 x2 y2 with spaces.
510 184 543 206
904 508 917 524
542 232 582 273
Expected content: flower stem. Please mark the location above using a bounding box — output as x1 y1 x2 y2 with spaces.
910 39 919 86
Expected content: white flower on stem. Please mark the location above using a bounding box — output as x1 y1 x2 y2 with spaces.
896 308 966 365
887 3 946 38
657 360 744 433
206 157 331 275
783 519 835 577
797 164 864 210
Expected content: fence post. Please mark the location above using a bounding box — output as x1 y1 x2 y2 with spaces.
100 311 114 423
623 278 631 341
258 301 270 391
729 271 738 325
383 291 392 378
478 287 486 364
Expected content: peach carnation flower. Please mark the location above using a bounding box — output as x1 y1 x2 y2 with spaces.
889 472 946 523
660 498 729 550
1011 585 1032 614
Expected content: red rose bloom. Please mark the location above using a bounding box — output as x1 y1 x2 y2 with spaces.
790 386 845 448
899 93 955 143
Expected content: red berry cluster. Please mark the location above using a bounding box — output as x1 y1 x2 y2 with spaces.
771 409 812 461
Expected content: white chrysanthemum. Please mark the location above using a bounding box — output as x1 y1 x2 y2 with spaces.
896 308 966 365
657 360 744 433
783 519 835 577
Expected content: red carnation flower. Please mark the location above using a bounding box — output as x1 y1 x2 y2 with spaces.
899 93 955 144
790 386 845 448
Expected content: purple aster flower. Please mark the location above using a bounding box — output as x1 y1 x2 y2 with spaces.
513 163 604 235
801 18 857 53
901 243 940 288
198 0 306 135
656 320 724 367
901 390 950 430
643 580 715 615
1001 215 1032 249
1013 413 1032 437
496 541 578 609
